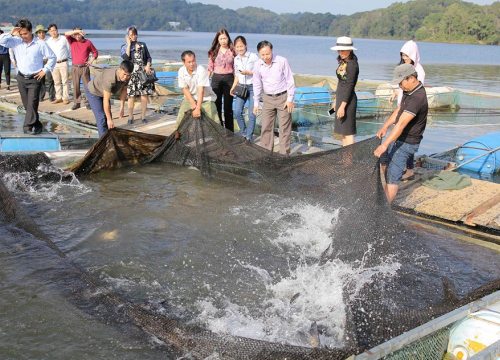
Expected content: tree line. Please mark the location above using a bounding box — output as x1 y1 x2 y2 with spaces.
1 0 498 44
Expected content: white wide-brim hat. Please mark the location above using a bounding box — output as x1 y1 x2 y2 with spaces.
330 36 357 51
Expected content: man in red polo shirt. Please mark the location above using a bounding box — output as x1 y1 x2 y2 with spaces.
64 27 98 110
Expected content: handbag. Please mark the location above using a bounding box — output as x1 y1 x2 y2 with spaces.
233 83 249 99
144 68 158 85
138 68 158 85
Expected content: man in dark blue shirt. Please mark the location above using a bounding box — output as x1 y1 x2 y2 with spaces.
0 29 11 91
374 63 428 203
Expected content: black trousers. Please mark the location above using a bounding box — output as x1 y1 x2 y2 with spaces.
39 70 55 101
17 74 43 131
0 53 11 86
211 73 234 132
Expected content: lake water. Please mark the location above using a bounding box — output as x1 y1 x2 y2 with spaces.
87 30 500 92
88 30 500 156
1 31 500 359
2 162 499 359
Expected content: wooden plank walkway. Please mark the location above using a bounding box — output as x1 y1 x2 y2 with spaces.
394 168 500 234
0 82 179 137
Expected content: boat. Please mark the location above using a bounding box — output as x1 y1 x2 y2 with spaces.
375 83 459 109
0 132 61 152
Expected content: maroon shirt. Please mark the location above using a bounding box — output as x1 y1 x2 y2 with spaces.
66 36 98 65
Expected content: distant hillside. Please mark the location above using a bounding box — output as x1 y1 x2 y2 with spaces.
0 0 498 44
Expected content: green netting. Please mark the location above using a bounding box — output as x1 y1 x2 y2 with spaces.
381 326 450 360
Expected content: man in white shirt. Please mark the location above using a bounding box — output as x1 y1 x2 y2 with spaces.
46 23 70 104
176 50 219 139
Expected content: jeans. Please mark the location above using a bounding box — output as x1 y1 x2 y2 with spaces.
84 84 108 137
381 140 420 184
233 87 256 140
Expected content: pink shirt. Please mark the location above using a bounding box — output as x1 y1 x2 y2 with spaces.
207 49 234 75
253 55 295 103
66 36 98 65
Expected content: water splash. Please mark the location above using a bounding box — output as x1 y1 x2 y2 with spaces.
195 199 401 348
2 163 90 202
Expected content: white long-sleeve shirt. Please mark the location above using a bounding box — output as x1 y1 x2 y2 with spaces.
0 33 55 75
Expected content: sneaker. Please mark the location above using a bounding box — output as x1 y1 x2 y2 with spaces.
71 103 81 110
142 119 148 124
127 117 134 125
6 86 10 91
51 99 63 104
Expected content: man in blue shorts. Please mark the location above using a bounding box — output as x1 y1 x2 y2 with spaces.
374 63 428 203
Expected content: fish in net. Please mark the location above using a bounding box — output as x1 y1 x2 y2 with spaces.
1 110 499 358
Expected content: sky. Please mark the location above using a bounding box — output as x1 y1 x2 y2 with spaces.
190 0 497 15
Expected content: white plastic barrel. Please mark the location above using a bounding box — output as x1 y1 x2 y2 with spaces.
447 303 500 359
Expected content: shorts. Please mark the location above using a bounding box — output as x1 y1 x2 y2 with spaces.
380 140 420 184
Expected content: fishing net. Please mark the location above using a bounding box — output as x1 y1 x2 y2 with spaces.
2 110 500 359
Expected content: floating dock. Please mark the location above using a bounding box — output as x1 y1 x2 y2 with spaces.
394 168 500 241
1 81 499 239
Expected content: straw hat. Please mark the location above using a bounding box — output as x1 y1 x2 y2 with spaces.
34 24 47 33
330 36 357 51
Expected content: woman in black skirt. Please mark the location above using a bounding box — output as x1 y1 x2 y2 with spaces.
330 36 359 147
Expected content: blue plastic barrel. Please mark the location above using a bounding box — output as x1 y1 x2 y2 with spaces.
455 132 500 174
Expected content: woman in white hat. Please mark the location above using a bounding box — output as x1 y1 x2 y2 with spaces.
330 36 359 146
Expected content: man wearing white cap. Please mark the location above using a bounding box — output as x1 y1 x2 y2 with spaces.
374 63 428 203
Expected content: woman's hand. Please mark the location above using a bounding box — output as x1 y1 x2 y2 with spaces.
336 107 345 119
336 102 346 119
229 86 235 97
125 35 131 46
145 64 151 75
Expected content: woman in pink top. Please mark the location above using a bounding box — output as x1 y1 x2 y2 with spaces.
208 28 235 132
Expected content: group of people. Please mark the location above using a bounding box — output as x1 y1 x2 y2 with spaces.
176 28 296 155
0 19 99 134
0 19 155 137
174 29 428 203
0 19 428 203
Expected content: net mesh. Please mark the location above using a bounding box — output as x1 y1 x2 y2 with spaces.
381 326 451 360
2 111 500 359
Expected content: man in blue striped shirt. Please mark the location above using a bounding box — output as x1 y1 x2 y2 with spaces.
0 19 56 134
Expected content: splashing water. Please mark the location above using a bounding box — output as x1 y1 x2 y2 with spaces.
195 199 401 348
2 164 90 202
